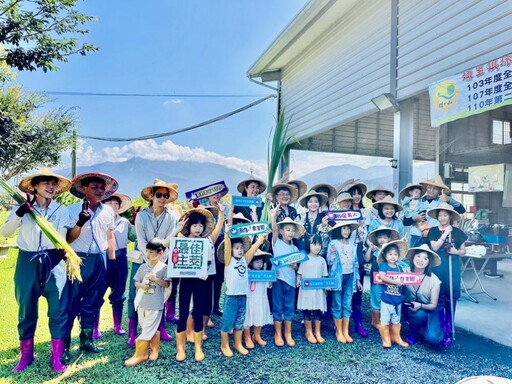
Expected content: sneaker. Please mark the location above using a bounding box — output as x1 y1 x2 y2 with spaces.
484 272 503 279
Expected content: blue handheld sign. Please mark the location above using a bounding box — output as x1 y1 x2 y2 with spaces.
232 195 262 207
185 181 228 201
248 270 276 282
270 251 308 270
301 278 336 290
229 221 270 238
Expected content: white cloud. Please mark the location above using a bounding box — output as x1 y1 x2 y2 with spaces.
163 99 183 106
72 139 266 177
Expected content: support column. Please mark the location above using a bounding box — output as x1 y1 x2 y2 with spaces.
393 98 414 197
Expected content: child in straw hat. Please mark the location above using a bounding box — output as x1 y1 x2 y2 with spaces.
2 168 71 373
368 195 406 239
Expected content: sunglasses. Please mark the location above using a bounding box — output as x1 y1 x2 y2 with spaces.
155 192 170 199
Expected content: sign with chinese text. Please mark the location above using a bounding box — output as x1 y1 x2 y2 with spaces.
373 272 422 286
229 221 270 238
325 210 362 221
185 181 228 201
271 251 308 270
301 278 336 290
429 54 512 126
167 238 208 278
232 195 262 207
248 270 276 282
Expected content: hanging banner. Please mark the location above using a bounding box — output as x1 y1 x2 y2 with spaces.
185 181 228 201
228 221 270 238
373 272 422 286
429 53 512 126
248 270 276 282
301 278 336 290
325 210 362 221
167 238 209 278
271 251 308 270
232 195 262 207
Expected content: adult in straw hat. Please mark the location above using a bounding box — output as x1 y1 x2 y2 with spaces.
271 183 299 223
101 193 135 338
127 179 180 347
363 184 394 226
1 168 71 373
376 240 410 348
234 176 267 222
63 172 119 361
403 244 444 346
297 190 329 255
426 202 467 347
310 183 337 209
404 175 465 248
368 195 406 239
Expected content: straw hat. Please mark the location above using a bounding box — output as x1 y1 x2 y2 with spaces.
237 177 267 195
231 212 251 224
328 220 360 235
298 189 328 208
71 172 118 199
399 183 426 201
276 217 305 237
406 244 441 268
336 192 353 204
216 237 252 264
204 205 219 218
103 193 132 214
366 184 394 200
368 226 400 245
179 208 215 237
420 175 450 193
288 179 308 199
372 195 403 212
345 182 368 198
427 202 461 222
310 183 337 204
377 240 409 264
18 168 71 196
271 183 299 203
251 248 273 270
140 179 178 202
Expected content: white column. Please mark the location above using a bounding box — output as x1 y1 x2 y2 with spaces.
393 98 414 198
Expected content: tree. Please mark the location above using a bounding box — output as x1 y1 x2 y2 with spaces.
0 0 97 72
0 84 76 179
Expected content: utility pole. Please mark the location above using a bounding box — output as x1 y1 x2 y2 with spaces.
71 129 77 178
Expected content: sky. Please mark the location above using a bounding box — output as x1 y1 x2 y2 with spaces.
16 0 395 179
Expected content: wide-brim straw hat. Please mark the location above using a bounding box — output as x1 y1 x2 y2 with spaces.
345 182 368 198
271 183 299 203
368 226 400 245
18 168 71 196
71 172 119 199
420 175 450 193
336 192 353 204
299 189 328 208
103 193 132 214
204 205 219 218
406 244 441 268
276 217 305 237
231 212 251 224
251 249 273 270
373 195 403 212
366 184 395 200
237 177 267 195
288 179 308 199
377 240 409 264
310 183 337 205
427 202 461 222
328 220 360 234
216 237 252 264
179 208 215 237
399 183 426 201
140 179 178 202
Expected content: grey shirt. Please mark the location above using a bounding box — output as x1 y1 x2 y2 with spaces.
133 261 169 310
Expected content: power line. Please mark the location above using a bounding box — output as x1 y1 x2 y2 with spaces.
79 94 276 142
44 91 269 98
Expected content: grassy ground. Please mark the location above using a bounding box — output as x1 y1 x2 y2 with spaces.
0 231 511 383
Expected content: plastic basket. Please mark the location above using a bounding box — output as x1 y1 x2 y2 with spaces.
482 234 508 245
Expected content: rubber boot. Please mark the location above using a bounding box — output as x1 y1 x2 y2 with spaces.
149 331 161 361
50 339 67 373
220 332 233 357
243 328 255 349
193 332 205 362
405 330 418 345
390 324 409 348
60 336 71 365
79 329 104 353
314 320 325 343
371 311 381 330
252 326 267 346
273 321 284 347
12 339 34 373
165 301 179 324
175 332 186 362
186 317 194 343
127 318 137 347
304 321 317 344
92 316 102 340
124 340 149 367
442 306 454 347
334 319 346 343
284 321 295 347
377 325 392 348
352 310 369 338
233 330 249 355
159 315 173 342
341 318 353 343
113 310 126 336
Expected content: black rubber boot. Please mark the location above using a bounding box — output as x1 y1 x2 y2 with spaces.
79 329 104 353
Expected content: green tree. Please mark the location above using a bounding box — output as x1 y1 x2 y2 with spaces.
54 190 79 206
0 0 97 72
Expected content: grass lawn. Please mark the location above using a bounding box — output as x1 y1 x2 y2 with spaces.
0 230 511 382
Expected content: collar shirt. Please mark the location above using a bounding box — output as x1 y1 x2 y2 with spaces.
68 202 115 253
